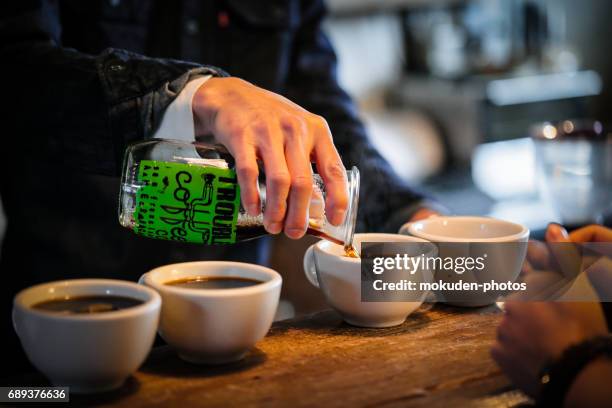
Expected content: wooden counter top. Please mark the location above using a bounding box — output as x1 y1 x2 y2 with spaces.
62 304 529 407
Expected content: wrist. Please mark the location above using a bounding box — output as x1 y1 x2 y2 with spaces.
192 77 226 137
537 335 612 407
564 357 612 408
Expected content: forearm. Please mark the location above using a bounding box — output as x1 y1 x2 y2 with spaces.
6 44 224 175
564 358 612 408
2 2 226 176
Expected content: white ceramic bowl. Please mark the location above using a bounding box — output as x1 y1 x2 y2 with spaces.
402 216 529 243
140 261 282 364
303 233 436 327
400 216 529 306
13 279 161 393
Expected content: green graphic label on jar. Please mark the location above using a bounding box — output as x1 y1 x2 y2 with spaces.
134 160 240 244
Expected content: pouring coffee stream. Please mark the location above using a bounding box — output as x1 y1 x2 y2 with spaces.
344 243 360 258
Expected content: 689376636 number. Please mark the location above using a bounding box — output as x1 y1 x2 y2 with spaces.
0 387 69 402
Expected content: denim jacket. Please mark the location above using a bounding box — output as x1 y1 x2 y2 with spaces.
0 0 437 283
0 0 437 373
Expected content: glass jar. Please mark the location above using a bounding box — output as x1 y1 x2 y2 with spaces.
119 139 360 247
531 120 612 226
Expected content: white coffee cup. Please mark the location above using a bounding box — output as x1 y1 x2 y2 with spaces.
139 261 281 364
303 233 437 328
400 216 529 307
13 279 161 394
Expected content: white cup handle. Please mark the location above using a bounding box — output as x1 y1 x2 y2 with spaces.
398 222 413 235
303 245 320 288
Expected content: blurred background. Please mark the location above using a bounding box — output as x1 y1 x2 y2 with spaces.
1 0 610 319
272 0 612 319
322 0 611 229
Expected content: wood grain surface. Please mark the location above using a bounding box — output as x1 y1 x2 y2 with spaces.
47 304 531 407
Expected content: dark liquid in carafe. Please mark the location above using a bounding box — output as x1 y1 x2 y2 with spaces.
236 221 359 257
236 223 344 245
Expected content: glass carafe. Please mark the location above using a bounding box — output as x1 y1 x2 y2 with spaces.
119 139 360 247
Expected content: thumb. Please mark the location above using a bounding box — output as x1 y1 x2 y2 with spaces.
584 256 612 301
546 223 582 279
545 223 570 243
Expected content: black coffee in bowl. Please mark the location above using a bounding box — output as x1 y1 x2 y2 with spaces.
33 295 144 314
165 276 263 289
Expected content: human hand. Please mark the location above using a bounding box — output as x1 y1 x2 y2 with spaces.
192 77 348 239
409 208 440 222
566 225 612 301
522 224 580 278
495 225 611 398
492 301 608 398
525 224 612 273
520 225 612 299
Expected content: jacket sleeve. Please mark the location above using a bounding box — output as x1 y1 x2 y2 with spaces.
1 1 227 176
284 0 440 233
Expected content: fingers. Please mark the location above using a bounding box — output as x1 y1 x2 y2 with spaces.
410 208 440 222
496 316 538 360
283 122 313 239
203 75 350 236
526 240 552 271
502 300 522 317
490 343 541 398
569 225 612 243
545 223 582 279
521 259 535 276
584 257 612 300
524 270 574 301
257 124 291 235
545 223 570 243
231 144 261 216
312 118 348 226
496 317 516 345
569 226 612 258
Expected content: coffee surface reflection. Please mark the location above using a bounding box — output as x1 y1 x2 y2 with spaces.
165 276 263 289
33 295 144 314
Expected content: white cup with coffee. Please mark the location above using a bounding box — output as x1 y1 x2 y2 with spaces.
400 216 529 307
12 279 161 393
303 233 437 328
139 261 281 364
